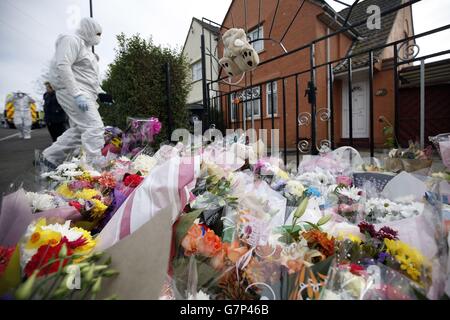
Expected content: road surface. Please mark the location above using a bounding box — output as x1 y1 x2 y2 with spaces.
0 127 53 194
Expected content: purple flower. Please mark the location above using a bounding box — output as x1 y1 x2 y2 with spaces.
377 252 391 263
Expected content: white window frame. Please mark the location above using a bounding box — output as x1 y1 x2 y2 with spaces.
230 93 238 121
266 81 278 116
230 87 261 121
191 60 202 82
243 87 261 119
248 26 264 53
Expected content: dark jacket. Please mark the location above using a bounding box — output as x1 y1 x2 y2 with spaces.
43 91 67 124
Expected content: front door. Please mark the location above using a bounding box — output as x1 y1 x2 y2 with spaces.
342 78 369 138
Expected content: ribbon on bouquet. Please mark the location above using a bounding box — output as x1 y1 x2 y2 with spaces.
95 154 201 251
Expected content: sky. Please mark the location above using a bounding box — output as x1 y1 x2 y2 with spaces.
1 0 449 112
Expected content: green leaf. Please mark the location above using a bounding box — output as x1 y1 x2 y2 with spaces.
174 209 203 256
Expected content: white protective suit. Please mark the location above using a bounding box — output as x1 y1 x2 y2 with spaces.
9 92 34 139
43 17 105 165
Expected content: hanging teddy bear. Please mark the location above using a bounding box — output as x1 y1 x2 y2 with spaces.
219 28 260 77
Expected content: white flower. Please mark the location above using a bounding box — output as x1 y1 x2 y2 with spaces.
321 289 342 300
87 170 101 178
285 180 305 197
132 154 157 176
342 271 367 298
337 186 363 202
187 290 210 300
41 220 84 242
25 192 57 212
118 156 131 163
365 197 422 222
297 168 336 186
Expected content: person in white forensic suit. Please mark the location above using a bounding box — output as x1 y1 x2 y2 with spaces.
43 17 106 167
8 92 35 139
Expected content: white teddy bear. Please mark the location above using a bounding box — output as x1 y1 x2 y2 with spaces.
219 28 260 77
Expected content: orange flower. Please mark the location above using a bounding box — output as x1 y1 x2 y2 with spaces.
302 230 335 257
211 249 226 269
181 224 223 257
225 241 248 263
198 229 223 257
181 223 203 256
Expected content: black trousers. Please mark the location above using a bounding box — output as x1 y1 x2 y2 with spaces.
47 123 67 142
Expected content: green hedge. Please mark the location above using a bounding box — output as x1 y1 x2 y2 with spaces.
99 34 191 143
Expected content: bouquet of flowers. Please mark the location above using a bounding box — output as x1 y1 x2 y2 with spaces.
385 141 433 173
121 117 162 157
333 186 364 224
0 218 118 300
364 197 423 223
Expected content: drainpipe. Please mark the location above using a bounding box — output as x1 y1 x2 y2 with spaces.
420 60 425 148
327 27 331 144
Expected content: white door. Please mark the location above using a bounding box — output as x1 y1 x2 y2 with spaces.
342 79 369 138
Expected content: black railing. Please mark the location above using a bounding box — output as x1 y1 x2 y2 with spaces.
199 0 450 167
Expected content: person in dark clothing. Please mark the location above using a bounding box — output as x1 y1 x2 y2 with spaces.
43 82 68 142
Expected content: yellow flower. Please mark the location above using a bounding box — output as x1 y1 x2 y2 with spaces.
25 219 62 250
277 169 289 180
111 137 122 148
75 188 99 200
56 183 75 199
384 238 430 283
77 171 93 182
71 227 96 254
337 232 362 244
90 199 108 219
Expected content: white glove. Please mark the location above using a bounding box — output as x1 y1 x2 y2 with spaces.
75 94 89 112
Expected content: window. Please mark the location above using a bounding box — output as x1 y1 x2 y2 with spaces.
230 93 238 121
266 81 278 116
248 26 264 53
243 87 261 119
192 61 202 81
230 87 261 121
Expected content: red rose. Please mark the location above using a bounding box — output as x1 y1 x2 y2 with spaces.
123 174 144 188
68 201 82 212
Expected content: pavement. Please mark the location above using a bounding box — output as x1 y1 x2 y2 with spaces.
0 127 53 194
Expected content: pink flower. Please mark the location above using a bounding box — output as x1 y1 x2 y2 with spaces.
336 175 352 187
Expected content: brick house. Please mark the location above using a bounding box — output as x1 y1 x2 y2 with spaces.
215 0 414 150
